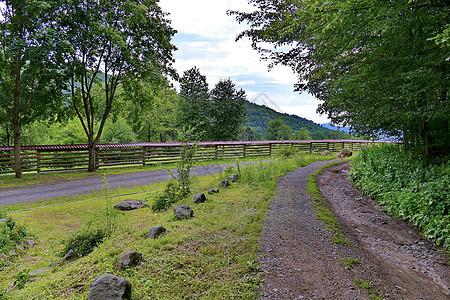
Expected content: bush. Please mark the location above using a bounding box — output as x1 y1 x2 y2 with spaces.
60 229 107 258
351 144 450 249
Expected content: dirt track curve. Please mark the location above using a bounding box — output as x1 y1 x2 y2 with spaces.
258 160 449 299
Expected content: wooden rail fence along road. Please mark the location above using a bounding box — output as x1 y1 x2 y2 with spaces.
0 140 389 175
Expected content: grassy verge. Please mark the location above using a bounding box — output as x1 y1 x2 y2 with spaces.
0 153 334 299
307 161 351 245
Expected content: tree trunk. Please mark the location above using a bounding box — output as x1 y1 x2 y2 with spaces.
13 121 22 178
88 138 96 172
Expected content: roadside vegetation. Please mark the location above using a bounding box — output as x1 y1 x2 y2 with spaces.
0 151 334 299
351 145 449 250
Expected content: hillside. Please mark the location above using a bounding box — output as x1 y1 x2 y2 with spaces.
244 101 351 139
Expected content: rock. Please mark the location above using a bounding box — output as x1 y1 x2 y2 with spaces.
117 251 142 270
340 149 352 157
208 188 219 194
88 274 132 300
113 199 149 211
27 237 35 247
322 150 331 156
147 225 166 239
60 249 77 263
219 180 230 187
335 153 344 158
229 174 239 182
0 253 7 261
17 245 25 251
173 205 194 219
0 219 6 223
29 267 49 275
8 250 16 256
193 193 206 204
49 261 59 268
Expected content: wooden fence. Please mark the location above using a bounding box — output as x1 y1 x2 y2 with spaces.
0 140 388 175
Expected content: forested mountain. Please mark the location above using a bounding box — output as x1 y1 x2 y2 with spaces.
244 101 352 139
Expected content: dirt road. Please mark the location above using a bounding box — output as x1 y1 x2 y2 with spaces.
259 161 449 299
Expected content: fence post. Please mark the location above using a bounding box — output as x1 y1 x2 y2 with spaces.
268 143 272 156
243 144 247 158
142 146 146 166
309 142 313 153
36 151 41 174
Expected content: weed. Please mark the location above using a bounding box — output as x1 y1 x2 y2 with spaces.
354 278 382 300
151 181 183 211
13 269 32 289
341 257 360 270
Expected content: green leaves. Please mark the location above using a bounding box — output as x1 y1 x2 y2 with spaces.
351 145 450 249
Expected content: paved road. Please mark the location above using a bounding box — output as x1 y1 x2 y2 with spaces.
0 163 241 205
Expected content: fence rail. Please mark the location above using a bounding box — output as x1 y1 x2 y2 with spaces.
0 140 389 175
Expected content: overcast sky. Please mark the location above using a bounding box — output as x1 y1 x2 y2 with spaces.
159 0 330 124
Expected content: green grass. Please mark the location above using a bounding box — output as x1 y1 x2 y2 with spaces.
0 153 333 299
340 257 360 270
307 161 351 245
354 278 382 300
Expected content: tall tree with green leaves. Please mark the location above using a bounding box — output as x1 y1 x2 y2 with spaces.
0 0 68 178
177 67 211 139
210 78 247 141
231 0 449 158
61 0 176 171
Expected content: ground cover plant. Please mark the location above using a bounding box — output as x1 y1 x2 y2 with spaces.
351 144 450 249
0 151 334 299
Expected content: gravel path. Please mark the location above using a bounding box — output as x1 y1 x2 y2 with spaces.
259 160 449 299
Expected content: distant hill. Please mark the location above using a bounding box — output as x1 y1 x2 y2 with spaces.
321 123 351 133
244 101 353 139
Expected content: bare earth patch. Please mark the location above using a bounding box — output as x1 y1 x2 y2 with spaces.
258 160 449 299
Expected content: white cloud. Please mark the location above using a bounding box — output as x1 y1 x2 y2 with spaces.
159 0 330 124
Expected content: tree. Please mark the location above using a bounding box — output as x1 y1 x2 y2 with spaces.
293 128 312 140
231 0 449 158
210 78 247 141
176 67 211 139
0 0 68 177
61 0 176 171
264 119 292 140
240 126 263 141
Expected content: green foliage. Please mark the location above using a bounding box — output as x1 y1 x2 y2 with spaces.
60 229 107 258
151 181 183 212
177 67 211 138
351 145 450 249
341 257 360 270
264 119 292 140
101 117 137 144
0 217 28 254
273 145 298 159
12 269 32 290
149 127 199 211
232 0 449 156
210 78 247 141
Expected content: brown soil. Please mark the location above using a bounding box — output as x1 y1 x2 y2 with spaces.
258 160 449 299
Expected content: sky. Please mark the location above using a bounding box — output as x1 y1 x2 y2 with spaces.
159 0 331 124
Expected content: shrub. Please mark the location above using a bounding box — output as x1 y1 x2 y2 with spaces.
151 181 183 212
351 144 450 249
60 229 107 258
